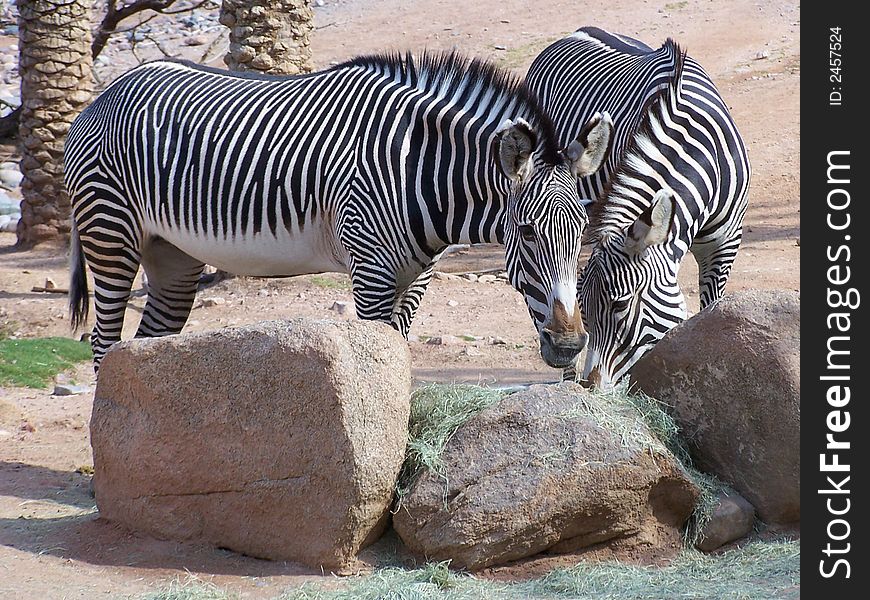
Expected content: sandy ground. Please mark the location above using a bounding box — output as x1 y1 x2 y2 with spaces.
0 0 799 597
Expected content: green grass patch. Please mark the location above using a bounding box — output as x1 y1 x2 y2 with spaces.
0 337 92 388
396 384 506 506
283 540 799 600
665 0 689 9
307 274 351 290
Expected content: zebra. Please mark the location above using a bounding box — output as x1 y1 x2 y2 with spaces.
65 51 615 372
525 28 750 389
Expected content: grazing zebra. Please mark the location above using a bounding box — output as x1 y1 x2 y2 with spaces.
526 29 750 388
65 51 614 371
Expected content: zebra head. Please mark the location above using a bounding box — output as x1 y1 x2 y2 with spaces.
579 188 688 389
498 112 614 369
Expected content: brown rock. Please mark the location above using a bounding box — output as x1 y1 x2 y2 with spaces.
393 383 698 570
696 490 756 552
91 319 411 570
631 290 799 524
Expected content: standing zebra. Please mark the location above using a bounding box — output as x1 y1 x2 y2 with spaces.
65 51 614 372
526 28 750 388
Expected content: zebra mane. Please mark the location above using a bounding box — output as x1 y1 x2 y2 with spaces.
587 39 687 242
339 50 564 164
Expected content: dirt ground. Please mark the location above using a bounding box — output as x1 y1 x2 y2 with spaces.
0 0 799 597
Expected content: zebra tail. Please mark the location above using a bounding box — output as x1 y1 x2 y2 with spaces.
69 225 89 332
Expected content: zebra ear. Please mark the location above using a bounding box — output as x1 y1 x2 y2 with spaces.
495 118 537 181
565 111 613 177
625 189 676 255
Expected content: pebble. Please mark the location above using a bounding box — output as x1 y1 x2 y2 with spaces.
426 334 461 346
201 296 226 307
477 274 497 284
490 336 508 345
463 273 478 282
184 34 208 46
53 384 91 396
0 168 22 188
433 271 461 281
257 288 270 297
446 299 459 307
330 300 350 315
754 50 770 60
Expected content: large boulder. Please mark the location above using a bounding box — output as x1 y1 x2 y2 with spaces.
393 383 699 570
630 290 799 524
91 319 411 570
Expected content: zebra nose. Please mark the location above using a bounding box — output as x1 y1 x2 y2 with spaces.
539 328 587 369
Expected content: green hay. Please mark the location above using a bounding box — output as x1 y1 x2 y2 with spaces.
138 576 238 600
0 337 92 388
395 384 505 506
283 540 799 600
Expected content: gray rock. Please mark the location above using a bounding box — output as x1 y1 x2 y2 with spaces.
393 383 698 570
91 319 411 570
631 290 800 524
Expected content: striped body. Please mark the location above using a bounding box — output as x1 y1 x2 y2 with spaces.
67 53 612 370
526 28 751 387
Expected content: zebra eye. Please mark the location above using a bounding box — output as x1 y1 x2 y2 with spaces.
611 297 632 312
518 224 536 242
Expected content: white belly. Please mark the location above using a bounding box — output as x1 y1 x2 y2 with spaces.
150 221 349 277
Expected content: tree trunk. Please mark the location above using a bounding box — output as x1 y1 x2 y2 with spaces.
16 0 93 248
219 0 314 75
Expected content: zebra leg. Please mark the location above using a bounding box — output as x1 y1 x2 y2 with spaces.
691 227 744 309
135 236 205 338
79 234 141 372
391 263 436 338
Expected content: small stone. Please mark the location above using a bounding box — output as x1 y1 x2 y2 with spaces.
462 346 482 356
754 50 770 60
315 0 325 6
20 422 36 433
496 271 509 280
184 34 208 46
490 336 508 345
43 278 56 290
463 273 478 282
433 271 460 281
494 45 507 51
330 300 350 315
0 168 22 188
426 335 461 346
446 300 459 307
477 274 497 284
53 384 90 396
257 288 270 297
201 296 226 307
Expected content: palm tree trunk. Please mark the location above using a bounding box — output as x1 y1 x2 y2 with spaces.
16 0 93 248
219 0 314 75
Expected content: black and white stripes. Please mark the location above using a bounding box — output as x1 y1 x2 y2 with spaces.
66 51 612 371
526 28 751 388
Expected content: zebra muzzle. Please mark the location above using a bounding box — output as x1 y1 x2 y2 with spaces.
539 328 588 369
